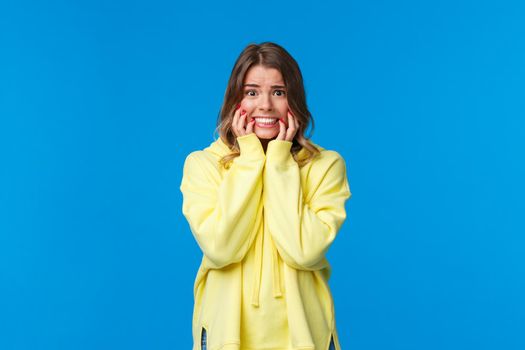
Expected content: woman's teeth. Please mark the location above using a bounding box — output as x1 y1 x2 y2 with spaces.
254 117 278 125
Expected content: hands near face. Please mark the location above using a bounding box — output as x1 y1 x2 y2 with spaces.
232 106 255 137
276 110 298 142
231 104 298 142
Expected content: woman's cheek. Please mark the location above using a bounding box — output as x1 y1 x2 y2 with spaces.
241 103 255 122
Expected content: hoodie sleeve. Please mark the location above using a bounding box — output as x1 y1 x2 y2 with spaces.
180 133 265 269
263 139 352 271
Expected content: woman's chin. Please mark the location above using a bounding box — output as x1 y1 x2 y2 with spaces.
255 129 279 139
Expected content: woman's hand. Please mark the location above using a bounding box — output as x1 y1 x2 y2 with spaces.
232 106 255 137
276 110 298 142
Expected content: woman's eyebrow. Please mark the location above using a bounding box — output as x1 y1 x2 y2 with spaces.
243 83 286 89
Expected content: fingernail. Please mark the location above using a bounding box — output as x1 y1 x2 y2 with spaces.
236 103 240 110
241 110 246 115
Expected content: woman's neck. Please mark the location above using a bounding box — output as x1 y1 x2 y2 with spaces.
259 138 269 153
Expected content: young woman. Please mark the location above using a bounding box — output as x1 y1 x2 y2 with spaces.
180 42 352 350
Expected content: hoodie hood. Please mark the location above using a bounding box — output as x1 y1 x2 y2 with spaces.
205 135 325 159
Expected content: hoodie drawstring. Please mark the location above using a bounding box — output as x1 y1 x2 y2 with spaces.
271 241 283 298
251 229 282 307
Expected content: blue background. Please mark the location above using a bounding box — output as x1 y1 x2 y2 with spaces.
1 0 524 349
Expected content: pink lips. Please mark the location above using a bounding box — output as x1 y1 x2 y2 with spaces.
255 121 278 128
253 117 279 128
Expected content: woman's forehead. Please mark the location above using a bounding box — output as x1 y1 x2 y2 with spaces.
244 65 284 84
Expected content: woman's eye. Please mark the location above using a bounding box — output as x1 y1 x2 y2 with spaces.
245 90 286 97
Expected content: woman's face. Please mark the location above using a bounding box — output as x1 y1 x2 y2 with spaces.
239 65 289 140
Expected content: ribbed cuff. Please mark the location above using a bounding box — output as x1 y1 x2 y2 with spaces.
237 133 265 160
266 139 294 165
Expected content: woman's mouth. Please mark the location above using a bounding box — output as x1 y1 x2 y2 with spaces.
253 117 279 128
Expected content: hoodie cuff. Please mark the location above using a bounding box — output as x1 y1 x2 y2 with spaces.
266 139 295 165
237 133 265 160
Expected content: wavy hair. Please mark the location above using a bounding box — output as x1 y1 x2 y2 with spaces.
213 41 320 169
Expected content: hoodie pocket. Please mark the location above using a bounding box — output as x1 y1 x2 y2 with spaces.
201 326 207 350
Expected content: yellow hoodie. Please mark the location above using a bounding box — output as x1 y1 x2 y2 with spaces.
180 132 352 350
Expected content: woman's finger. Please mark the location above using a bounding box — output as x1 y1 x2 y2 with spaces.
246 118 255 134
232 107 240 137
239 112 247 135
290 113 299 141
285 111 292 140
277 118 286 140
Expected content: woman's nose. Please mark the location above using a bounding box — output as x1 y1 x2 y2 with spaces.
258 94 273 110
